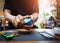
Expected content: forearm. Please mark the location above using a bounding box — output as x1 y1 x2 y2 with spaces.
31 12 38 22
4 9 15 22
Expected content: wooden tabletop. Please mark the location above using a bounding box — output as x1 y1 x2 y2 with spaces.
0 41 60 43
0 29 60 43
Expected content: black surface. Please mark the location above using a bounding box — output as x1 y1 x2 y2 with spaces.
0 31 59 41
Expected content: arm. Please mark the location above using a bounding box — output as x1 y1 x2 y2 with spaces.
4 9 21 27
4 9 14 22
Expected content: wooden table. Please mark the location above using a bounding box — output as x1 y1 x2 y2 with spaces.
0 41 60 43
0 29 60 43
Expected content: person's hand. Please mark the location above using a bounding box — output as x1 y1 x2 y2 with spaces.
30 13 38 23
17 14 24 25
11 16 19 28
11 15 23 28
23 15 31 18
25 12 38 28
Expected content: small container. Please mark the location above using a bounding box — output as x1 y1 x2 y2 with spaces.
23 18 32 26
54 27 60 35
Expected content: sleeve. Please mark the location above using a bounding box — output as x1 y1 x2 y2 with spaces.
3 0 11 11
32 0 39 13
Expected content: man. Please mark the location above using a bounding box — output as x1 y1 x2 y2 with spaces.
3 0 39 29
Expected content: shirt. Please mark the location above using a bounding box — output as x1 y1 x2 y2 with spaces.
4 0 39 16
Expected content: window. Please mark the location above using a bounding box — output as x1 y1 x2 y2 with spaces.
35 0 57 28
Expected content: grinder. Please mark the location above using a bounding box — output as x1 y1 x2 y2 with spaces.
23 17 33 30
23 17 33 26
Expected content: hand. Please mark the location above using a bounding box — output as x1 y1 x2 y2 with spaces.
23 15 31 18
11 16 19 28
25 12 38 28
30 13 38 23
17 15 24 25
11 15 23 28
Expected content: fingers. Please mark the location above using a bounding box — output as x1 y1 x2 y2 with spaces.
12 16 18 28
17 15 24 24
15 15 20 23
11 15 23 28
23 15 31 18
11 14 35 28
18 15 23 21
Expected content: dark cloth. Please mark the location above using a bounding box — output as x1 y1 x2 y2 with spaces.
3 0 39 29
4 0 39 16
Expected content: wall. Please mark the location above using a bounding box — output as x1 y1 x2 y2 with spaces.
57 0 60 19
0 0 4 16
